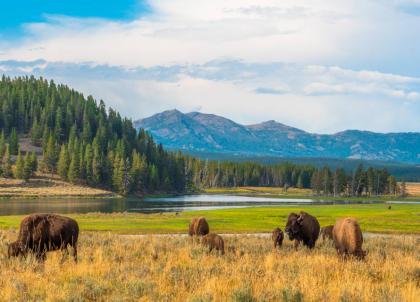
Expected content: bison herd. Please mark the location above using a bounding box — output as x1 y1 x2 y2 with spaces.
188 212 366 260
6 211 366 262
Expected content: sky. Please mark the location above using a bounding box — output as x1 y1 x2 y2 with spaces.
0 0 420 134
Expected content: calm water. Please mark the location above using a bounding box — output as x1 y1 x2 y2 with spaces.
0 194 393 216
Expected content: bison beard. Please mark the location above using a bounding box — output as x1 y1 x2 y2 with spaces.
8 213 79 262
285 211 320 249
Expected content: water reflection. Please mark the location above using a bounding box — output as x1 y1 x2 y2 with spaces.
0 194 391 216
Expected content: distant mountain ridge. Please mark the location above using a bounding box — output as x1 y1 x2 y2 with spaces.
134 109 420 163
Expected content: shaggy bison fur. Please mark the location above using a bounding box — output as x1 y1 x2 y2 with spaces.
285 211 320 249
272 227 284 248
332 218 366 260
8 213 79 261
188 217 209 236
202 233 225 255
321 225 334 241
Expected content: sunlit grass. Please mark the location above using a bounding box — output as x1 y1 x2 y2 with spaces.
0 231 418 301
0 204 419 234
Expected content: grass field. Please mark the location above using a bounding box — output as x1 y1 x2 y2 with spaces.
205 186 313 195
0 176 116 198
0 231 418 301
205 185 420 200
0 204 419 234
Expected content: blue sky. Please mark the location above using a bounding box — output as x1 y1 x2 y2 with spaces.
0 0 149 35
0 0 419 133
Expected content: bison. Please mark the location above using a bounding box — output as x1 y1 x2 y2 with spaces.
202 233 225 255
321 225 334 241
332 218 366 260
272 227 284 249
188 217 209 236
285 211 320 249
8 213 79 262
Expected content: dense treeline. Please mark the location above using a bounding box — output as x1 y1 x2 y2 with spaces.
185 158 406 197
0 76 406 197
0 76 185 194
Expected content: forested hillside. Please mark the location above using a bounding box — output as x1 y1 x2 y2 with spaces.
0 76 405 197
0 76 186 194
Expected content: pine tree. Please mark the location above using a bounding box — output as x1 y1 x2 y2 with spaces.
2 145 13 177
30 151 38 174
0 130 5 159
68 142 80 183
92 140 103 185
57 144 69 180
43 134 58 174
9 128 19 155
14 149 24 179
112 154 122 192
30 119 42 145
23 152 32 181
68 153 80 184
84 144 93 184
78 143 86 181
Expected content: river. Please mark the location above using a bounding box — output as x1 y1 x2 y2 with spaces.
0 194 406 216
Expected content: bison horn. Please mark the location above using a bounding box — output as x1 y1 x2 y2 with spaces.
297 215 304 224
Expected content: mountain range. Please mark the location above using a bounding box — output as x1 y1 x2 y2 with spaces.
134 110 420 164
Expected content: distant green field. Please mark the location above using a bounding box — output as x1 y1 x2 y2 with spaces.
0 204 418 234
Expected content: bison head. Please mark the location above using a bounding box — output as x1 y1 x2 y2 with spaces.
7 242 23 258
285 213 304 240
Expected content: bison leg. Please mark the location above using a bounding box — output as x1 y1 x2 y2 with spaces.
294 240 300 250
307 240 315 249
60 246 69 263
72 243 78 263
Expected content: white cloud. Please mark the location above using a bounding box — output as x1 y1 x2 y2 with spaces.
1 0 419 69
0 1 419 133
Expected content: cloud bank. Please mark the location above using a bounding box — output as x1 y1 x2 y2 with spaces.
0 0 419 133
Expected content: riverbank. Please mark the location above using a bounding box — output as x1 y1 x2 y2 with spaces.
204 186 420 201
1 204 418 234
0 177 118 199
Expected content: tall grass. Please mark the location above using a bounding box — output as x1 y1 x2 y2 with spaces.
0 231 418 301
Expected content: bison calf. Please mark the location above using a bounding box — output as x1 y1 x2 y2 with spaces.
321 225 334 241
188 217 209 236
332 218 366 260
8 213 79 262
202 233 225 255
272 227 284 249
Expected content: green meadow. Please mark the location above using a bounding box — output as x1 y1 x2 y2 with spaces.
0 203 418 234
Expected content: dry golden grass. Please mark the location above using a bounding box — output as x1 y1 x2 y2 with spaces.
406 182 420 197
0 177 115 198
0 231 418 301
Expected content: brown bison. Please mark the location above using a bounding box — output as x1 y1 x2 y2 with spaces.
202 233 224 255
188 217 209 236
321 225 334 241
332 218 366 260
285 211 320 249
272 227 284 248
8 214 79 262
